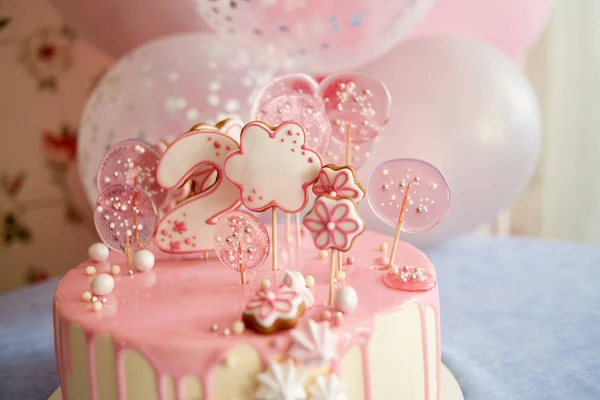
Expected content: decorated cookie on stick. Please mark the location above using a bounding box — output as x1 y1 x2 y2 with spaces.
303 195 364 304
94 183 158 265
213 210 270 285
367 159 450 291
225 121 323 270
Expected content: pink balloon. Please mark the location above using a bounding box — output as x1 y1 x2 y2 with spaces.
94 184 158 253
78 33 286 207
48 0 211 57
358 36 541 245
256 93 331 154
410 0 553 59
213 210 270 272
368 159 450 233
196 0 436 73
97 140 168 210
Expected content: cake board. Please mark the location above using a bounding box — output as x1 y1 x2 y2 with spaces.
48 363 464 400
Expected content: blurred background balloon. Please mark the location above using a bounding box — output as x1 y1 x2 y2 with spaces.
195 0 436 73
48 0 212 57
358 36 542 246
78 33 290 206
411 0 553 59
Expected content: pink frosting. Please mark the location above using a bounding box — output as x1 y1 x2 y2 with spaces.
54 229 440 400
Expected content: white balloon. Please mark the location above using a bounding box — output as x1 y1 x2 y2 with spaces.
359 36 541 246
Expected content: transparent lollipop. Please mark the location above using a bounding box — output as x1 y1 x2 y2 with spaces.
94 183 158 264
96 140 168 210
213 210 270 285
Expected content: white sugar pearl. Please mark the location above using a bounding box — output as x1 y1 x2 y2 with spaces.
85 266 96 275
81 291 92 301
379 242 388 252
91 273 115 296
232 320 245 335
110 264 121 275
92 301 103 311
88 242 110 262
133 249 155 272
333 286 358 314
318 250 329 259
260 279 271 290
305 275 315 288
335 270 346 281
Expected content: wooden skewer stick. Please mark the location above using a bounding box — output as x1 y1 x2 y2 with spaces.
125 234 133 266
204 251 209 261
271 206 278 271
239 241 246 285
285 213 292 244
337 249 343 272
328 249 336 305
345 122 352 166
388 182 412 270
295 213 301 249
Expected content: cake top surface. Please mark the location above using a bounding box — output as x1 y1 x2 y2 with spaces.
56 229 437 375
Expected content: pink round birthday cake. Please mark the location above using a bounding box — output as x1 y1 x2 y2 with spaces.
54 72 450 399
53 231 441 400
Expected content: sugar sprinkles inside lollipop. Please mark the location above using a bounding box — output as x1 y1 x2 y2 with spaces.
94 184 158 258
213 210 270 284
96 140 168 210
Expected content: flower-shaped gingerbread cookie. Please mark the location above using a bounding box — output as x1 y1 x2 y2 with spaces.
312 164 365 203
225 121 323 213
243 286 306 334
303 195 364 251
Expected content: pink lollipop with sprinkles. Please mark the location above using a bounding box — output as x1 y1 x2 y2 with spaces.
368 159 450 290
97 140 168 210
213 210 270 285
94 183 158 265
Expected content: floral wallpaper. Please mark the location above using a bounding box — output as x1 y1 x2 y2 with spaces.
0 0 113 292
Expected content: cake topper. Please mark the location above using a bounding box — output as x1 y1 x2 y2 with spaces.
225 121 323 270
94 183 158 265
154 129 241 253
303 195 364 304
368 159 450 290
253 72 391 169
96 139 168 210
213 210 270 285
312 164 365 203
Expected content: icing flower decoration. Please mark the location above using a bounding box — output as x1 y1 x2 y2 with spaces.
309 374 348 400
289 319 338 366
303 196 364 251
256 359 306 400
312 164 365 203
225 121 323 212
243 286 305 333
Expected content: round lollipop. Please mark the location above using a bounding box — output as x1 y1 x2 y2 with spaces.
97 140 168 210
94 184 159 264
213 210 270 285
367 159 450 291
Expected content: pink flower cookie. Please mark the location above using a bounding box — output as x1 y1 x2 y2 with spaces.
303 195 364 251
242 286 306 334
224 121 323 213
312 164 366 203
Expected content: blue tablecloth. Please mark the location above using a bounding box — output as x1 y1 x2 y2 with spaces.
1 236 599 399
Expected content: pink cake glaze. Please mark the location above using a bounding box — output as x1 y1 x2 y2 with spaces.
54 229 441 400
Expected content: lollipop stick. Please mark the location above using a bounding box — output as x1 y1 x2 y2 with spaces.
295 213 301 249
285 213 291 244
271 206 278 271
132 181 140 246
239 241 247 285
345 122 352 166
338 249 343 272
204 251 209 261
125 234 133 266
329 249 336 305
388 182 412 269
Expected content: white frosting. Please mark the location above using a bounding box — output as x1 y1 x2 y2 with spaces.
309 374 348 400
225 121 322 213
256 359 307 400
283 270 315 308
289 319 338 366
